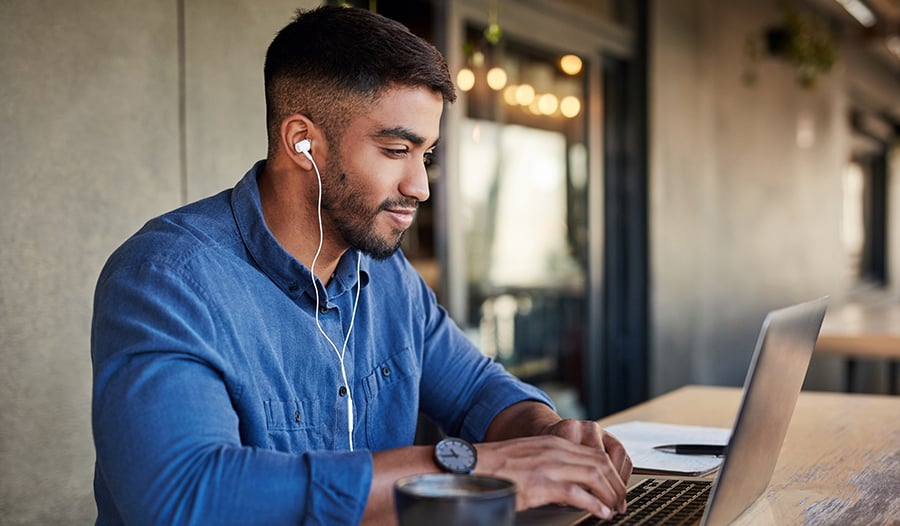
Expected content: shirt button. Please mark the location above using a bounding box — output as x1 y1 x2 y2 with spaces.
294 410 301 423
381 366 392 377
339 386 348 397
320 307 328 314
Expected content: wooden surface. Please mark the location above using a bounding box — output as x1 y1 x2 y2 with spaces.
815 301 900 360
598 386 900 525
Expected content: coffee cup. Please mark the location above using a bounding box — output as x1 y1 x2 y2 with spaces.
394 473 517 526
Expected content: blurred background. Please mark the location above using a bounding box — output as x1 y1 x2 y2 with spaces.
2 0 898 523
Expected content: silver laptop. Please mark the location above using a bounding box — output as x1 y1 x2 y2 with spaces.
517 297 828 526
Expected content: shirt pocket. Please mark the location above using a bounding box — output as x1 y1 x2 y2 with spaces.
263 398 326 451
361 347 420 450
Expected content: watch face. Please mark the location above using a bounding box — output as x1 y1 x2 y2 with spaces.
435 437 477 474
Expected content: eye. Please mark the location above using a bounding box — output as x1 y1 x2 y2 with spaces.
384 147 409 159
424 151 435 167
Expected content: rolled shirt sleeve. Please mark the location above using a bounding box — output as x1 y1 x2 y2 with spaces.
412 271 555 442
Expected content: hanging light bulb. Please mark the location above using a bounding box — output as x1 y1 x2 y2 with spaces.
560 96 581 118
456 68 475 92
559 54 583 75
503 84 518 105
486 67 508 90
471 51 485 68
537 93 559 115
514 84 535 106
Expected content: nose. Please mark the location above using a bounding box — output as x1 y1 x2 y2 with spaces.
399 158 430 203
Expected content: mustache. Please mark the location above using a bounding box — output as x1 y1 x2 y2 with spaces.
378 198 420 211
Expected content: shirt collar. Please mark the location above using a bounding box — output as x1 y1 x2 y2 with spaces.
231 160 370 300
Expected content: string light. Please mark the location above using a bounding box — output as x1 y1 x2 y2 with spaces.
514 84 535 106
457 48 584 118
537 93 559 115
560 96 581 118
560 54 583 75
457 68 475 92
503 84 518 105
486 67 508 90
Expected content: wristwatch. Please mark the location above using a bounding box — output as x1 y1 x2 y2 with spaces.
434 437 477 474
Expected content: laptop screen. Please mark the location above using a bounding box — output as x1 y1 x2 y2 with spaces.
702 297 827 526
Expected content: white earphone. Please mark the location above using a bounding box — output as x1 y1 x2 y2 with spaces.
297 136 361 451
294 138 313 161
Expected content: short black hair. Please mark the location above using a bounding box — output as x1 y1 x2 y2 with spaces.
264 5 456 156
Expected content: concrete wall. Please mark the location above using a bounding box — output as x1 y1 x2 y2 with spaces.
648 0 899 394
0 1 310 523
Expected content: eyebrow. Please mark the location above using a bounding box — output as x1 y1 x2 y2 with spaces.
374 126 439 149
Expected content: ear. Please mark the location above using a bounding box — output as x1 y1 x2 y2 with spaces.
279 114 321 171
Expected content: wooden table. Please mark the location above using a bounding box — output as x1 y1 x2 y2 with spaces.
815 302 900 393
517 386 900 526
597 386 900 525
600 386 900 525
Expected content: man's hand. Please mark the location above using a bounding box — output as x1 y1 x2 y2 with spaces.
478 402 633 519
475 432 629 520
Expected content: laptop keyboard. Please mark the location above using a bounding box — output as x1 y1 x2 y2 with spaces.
588 478 712 525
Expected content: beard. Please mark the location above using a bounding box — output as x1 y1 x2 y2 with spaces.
319 157 418 260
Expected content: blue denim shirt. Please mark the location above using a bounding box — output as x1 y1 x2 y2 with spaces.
91 161 552 525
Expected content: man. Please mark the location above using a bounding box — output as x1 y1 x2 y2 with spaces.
91 6 631 525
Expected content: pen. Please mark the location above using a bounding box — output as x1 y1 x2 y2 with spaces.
653 444 728 456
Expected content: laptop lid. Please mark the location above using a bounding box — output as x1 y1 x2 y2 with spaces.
701 296 828 526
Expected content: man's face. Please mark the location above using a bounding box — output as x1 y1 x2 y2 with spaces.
319 86 444 260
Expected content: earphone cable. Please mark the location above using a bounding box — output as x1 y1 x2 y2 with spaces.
308 153 361 451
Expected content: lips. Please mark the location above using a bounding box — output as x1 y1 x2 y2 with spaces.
383 208 416 230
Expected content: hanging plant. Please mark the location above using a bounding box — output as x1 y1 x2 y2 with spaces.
484 0 502 44
743 0 837 89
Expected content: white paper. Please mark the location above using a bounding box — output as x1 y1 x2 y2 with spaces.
605 421 731 476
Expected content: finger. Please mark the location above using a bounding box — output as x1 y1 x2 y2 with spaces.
602 431 630 471
601 432 632 512
576 421 605 449
620 454 633 484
